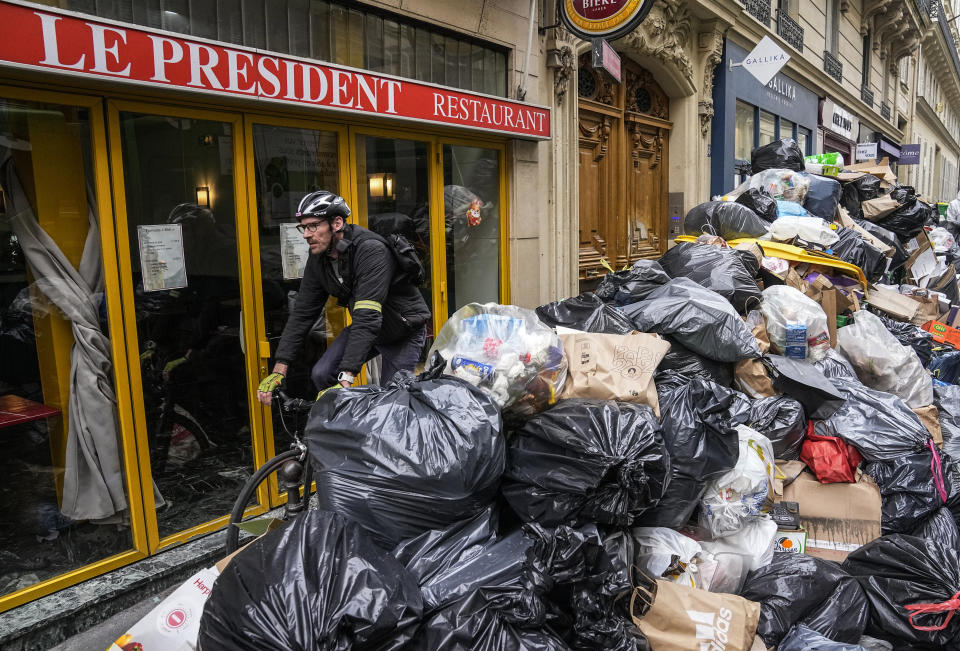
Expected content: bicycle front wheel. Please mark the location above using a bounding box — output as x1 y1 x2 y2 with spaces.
224 449 302 555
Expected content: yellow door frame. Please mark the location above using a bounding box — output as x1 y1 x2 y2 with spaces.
0 86 148 613
106 99 262 553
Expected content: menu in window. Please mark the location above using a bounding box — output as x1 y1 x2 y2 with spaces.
280 223 310 280
137 224 187 292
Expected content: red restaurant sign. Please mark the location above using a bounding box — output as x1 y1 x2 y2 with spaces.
0 0 550 139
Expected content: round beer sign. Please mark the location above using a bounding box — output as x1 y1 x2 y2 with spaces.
560 0 656 40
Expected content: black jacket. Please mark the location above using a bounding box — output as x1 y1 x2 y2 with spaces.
274 224 430 373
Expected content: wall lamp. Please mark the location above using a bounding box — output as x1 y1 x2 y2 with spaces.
196 185 210 209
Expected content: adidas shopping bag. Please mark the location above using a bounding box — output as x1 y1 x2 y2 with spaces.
631 572 762 650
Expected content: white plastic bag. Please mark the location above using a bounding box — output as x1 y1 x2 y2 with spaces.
760 285 831 361
836 310 933 408
700 517 777 576
768 216 839 246
631 526 704 588
929 227 958 254
429 303 567 413
749 168 811 203
699 426 776 537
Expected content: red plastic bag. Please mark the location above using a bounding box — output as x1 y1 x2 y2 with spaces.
800 421 862 483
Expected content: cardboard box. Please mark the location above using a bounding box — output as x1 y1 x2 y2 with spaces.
923 320 960 348
781 470 882 562
867 284 921 322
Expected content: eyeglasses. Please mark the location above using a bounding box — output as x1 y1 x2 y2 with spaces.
295 221 325 235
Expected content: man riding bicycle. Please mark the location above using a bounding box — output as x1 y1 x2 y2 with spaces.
256 191 430 404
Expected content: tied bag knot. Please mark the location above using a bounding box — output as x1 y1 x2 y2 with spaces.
906 590 960 632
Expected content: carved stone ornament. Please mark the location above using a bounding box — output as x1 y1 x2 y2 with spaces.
552 46 575 103
698 27 725 135
615 0 695 95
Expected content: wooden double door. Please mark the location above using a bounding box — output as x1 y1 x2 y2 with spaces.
577 55 671 285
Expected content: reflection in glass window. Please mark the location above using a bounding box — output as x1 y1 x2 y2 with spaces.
443 145 501 314
0 97 131 597
118 112 251 539
735 100 755 161
759 111 776 146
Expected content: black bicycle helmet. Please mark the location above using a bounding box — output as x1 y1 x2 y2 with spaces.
296 190 351 222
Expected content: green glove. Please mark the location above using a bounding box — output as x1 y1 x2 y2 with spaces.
258 372 285 394
162 357 187 379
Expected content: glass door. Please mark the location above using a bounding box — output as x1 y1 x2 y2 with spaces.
245 118 348 461
0 88 145 612
108 103 259 548
354 133 435 379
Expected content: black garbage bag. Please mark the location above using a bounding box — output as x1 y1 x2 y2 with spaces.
763 355 846 420
843 534 960 647
622 278 762 363
523 522 646 650
875 197 927 240
818 378 930 461
935 383 960 460
740 552 870 646
657 242 762 313
736 187 778 222
594 260 671 306
841 175 883 220
875 312 935 366
778 625 870 651
198 510 423 651
814 349 860 381
801 172 843 221
502 400 671 527
751 138 804 173
639 378 751 528
891 186 915 202
912 507 960 550
829 228 888 284
856 219 909 272
410 586 568 651
929 351 960 385
655 335 734 386
683 201 770 240
536 293 634 334
749 395 807 459
863 450 949 534
306 374 505 547
393 507 506 607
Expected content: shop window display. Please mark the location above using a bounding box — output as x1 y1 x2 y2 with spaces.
0 97 131 596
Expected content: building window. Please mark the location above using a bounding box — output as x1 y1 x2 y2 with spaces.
797 127 811 155
759 110 776 146
825 0 840 55
735 100 755 161
45 0 509 97
780 118 796 141
778 0 797 19
862 32 871 87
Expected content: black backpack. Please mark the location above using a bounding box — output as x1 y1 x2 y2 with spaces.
384 233 425 287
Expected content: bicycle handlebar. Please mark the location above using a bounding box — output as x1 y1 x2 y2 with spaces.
274 389 313 414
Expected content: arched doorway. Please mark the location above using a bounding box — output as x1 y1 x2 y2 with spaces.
577 54 671 286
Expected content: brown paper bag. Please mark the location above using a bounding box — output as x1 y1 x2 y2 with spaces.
913 405 943 447
559 331 670 416
632 577 761 651
734 358 777 399
861 195 901 221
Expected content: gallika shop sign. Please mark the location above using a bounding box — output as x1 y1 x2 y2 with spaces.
560 0 656 40
0 1 550 139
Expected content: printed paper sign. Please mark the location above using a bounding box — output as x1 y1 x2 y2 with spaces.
137 224 187 292
857 142 879 161
280 223 310 280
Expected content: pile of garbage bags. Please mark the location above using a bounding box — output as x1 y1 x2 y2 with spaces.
194 138 960 650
